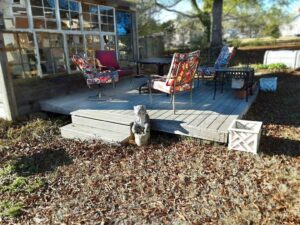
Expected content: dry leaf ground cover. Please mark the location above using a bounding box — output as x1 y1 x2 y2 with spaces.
0 72 299 224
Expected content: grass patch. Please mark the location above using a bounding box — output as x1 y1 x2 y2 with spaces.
0 201 23 218
6 119 62 143
0 160 45 198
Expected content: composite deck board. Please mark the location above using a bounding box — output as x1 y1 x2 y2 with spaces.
187 91 232 127
196 92 241 128
207 99 243 131
218 89 259 133
175 90 222 123
40 78 258 143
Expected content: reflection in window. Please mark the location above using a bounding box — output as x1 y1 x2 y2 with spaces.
59 0 80 30
100 7 114 32
86 35 101 66
37 33 66 74
82 3 99 31
67 35 84 71
2 0 29 29
103 35 116 51
117 11 134 61
3 33 38 79
31 0 57 29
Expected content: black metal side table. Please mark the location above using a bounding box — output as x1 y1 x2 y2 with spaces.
214 67 254 101
136 57 172 94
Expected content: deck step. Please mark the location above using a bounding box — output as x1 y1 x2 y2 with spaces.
71 109 134 125
72 115 131 134
60 123 130 144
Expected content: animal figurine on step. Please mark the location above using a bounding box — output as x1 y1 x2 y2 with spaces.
131 105 150 146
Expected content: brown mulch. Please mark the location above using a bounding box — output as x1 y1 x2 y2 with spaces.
0 72 299 224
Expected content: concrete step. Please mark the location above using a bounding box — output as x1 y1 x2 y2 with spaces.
71 115 131 134
71 109 134 125
60 123 130 144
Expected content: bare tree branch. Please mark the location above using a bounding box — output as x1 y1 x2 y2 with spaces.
154 0 199 18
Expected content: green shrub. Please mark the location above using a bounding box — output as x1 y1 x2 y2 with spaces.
267 63 288 70
250 63 288 71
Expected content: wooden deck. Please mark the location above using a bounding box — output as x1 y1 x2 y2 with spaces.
40 77 258 143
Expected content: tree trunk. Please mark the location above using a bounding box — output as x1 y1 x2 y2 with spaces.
211 0 223 48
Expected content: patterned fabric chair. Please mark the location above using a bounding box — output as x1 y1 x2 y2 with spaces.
95 50 134 77
149 50 200 114
71 54 119 100
198 46 235 80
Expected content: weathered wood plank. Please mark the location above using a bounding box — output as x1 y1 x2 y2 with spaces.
187 91 232 127
198 94 241 130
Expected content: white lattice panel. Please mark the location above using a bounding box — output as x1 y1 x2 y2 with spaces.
228 119 263 154
260 77 277 92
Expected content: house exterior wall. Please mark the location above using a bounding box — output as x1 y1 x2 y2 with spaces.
0 0 137 120
280 15 300 37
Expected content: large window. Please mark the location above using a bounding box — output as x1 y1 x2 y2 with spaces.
31 0 57 29
37 33 66 74
1 1 124 78
3 33 38 79
59 0 80 30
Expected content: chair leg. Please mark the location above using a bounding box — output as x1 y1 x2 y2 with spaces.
112 79 116 88
172 92 176 114
148 81 153 107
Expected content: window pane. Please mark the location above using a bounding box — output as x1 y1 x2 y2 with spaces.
30 0 43 7
43 0 55 9
7 51 22 65
103 35 116 51
3 33 19 50
37 33 66 75
4 33 38 79
3 1 29 29
86 35 101 67
32 7 44 16
100 7 115 33
82 3 99 31
59 0 80 30
117 11 134 60
32 3 57 29
10 64 25 79
67 35 84 71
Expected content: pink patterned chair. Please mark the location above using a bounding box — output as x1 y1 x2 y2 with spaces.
71 54 119 101
149 50 200 114
95 50 134 77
